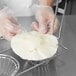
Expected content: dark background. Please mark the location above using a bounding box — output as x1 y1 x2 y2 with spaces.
54 0 76 15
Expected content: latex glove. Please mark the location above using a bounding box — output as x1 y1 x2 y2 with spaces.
32 5 60 34
0 8 22 40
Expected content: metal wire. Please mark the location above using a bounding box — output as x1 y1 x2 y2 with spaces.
58 0 68 39
16 60 47 76
0 48 11 54
16 43 69 76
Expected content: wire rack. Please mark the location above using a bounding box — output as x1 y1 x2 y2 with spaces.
16 0 69 76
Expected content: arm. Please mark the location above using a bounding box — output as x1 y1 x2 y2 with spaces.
39 0 55 6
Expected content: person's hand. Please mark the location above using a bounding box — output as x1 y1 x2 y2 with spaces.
32 6 60 34
0 10 22 40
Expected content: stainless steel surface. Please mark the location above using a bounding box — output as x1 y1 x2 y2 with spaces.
0 39 10 54
56 15 76 76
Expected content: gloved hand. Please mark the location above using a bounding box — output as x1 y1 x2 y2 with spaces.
32 5 60 34
0 8 22 40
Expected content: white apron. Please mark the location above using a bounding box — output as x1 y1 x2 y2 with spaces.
0 0 39 16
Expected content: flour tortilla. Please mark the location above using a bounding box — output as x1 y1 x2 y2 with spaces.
11 31 58 61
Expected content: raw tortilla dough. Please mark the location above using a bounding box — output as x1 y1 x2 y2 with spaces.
11 31 58 61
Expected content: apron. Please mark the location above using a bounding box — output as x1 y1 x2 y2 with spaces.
0 0 38 16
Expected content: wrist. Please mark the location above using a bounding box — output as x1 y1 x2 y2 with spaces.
40 2 54 7
33 4 54 13
39 0 54 7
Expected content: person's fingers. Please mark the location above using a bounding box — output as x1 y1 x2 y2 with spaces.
37 15 48 34
4 14 21 33
4 33 14 41
36 10 49 34
3 27 16 36
31 21 48 34
7 16 19 25
1 23 22 41
47 15 55 34
31 22 39 31
47 22 54 34
2 29 15 40
47 18 60 34
38 23 48 34
4 22 22 35
53 18 60 33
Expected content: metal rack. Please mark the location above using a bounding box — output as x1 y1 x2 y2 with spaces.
0 0 69 76
15 0 69 76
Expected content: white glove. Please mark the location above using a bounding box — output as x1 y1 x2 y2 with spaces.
32 5 60 34
0 8 22 40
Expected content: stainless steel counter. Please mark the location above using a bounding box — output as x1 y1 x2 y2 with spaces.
0 15 76 76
